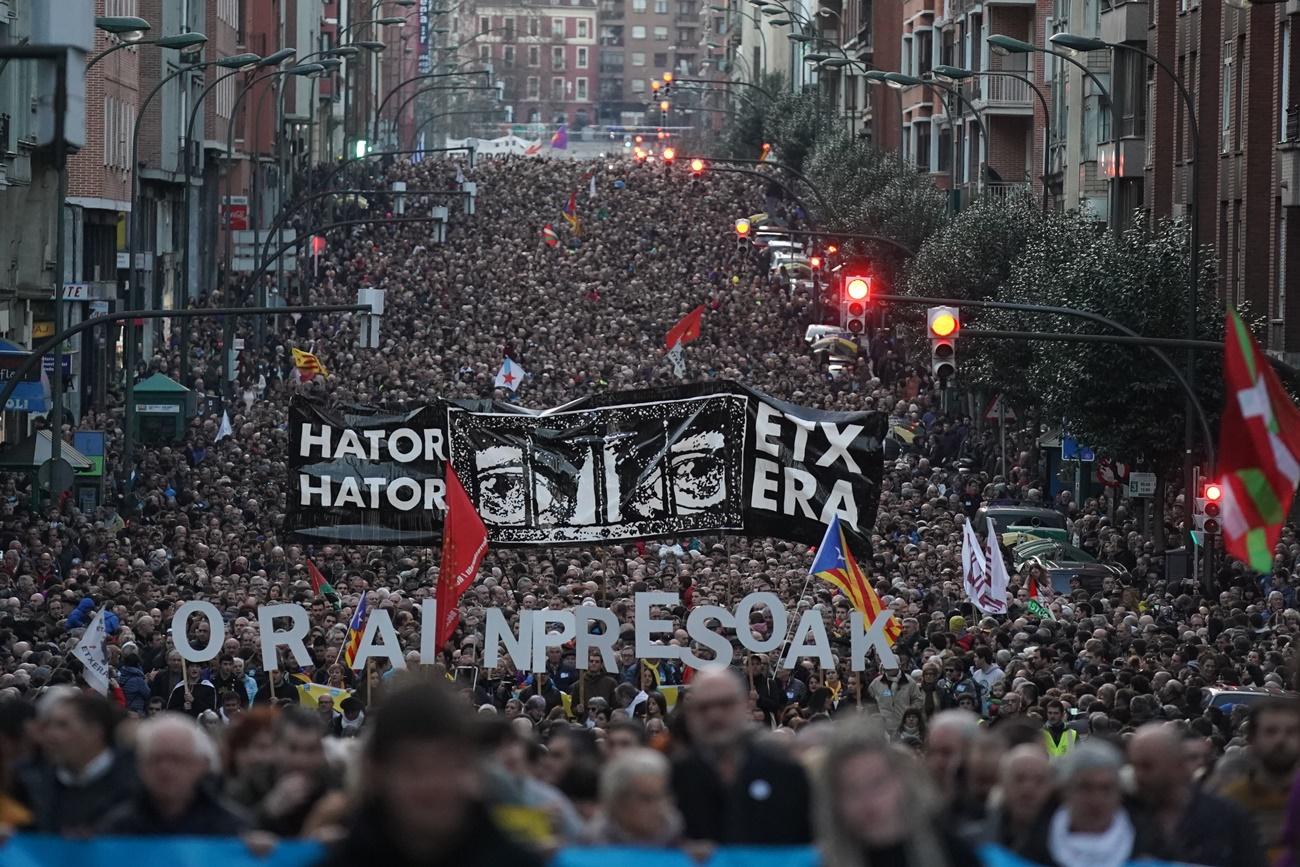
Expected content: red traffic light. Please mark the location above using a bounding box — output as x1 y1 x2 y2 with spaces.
662 146 675 163
826 244 838 255
845 275 871 302
690 158 704 174
809 255 822 270
1204 482 1223 502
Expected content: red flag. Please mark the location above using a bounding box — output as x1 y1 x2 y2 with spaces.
436 464 489 649
1219 308 1300 571
665 305 705 350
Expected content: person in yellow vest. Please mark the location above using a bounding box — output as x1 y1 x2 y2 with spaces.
1043 699 1079 757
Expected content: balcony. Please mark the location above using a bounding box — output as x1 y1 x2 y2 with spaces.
955 180 1032 209
1097 137 1145 178
968 74 1033 115
1099 0 1147 45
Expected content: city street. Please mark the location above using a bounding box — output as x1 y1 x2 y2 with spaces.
0 2 1297 867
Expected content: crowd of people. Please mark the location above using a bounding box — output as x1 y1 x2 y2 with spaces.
0 152 1297 866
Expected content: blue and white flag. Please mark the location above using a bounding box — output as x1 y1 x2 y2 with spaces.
495 358 527 391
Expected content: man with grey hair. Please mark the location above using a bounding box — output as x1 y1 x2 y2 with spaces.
1020 739 1168 867
924 709 981 804
99 713 248 835
581 747 681 845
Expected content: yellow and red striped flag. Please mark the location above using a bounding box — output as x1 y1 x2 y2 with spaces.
292 347 328 380
809 515 901 644
339 593 370 669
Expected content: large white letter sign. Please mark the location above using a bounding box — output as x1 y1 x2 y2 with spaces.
258 603 312 670
171 601 224 663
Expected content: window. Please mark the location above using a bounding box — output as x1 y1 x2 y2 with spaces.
578 19 590 38
480 44 492 63
653 52 668 66
505 18 515 39
916 119 931 171
577 47 589 67
680 1 695 15
1283 22 1292 142
632 25 647 38
480 16 491 33
552 77 566 100
677 28 694 44
653 25 668 40
552 18 565 37
632 51 646 65
915 30 932 77
529 45 541 66
655 0 669 11
633 0 647 11
529 16 540 36
553 46 565 69
1233 34 1245 150
503 45 516 66
1221 48 1232 153
576 78 588 99
527 76 540 98
902 35 913 76
632 78 647 92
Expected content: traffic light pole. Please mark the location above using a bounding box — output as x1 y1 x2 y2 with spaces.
877 293 1218 474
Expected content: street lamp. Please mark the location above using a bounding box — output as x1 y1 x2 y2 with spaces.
1048 29 1205 516
88 23 210 70
95 16 150 41
258 47 298 67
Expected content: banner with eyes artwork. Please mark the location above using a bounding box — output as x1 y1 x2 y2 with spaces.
286 382 886 552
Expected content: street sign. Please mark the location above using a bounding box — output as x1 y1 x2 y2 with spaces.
1061 436 1095 462
1095 457 1129 488
37 459 75 495
222 196 250 231
1128 471 1157 497
982 393 1016 423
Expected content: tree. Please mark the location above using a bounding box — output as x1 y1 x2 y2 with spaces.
721 73 785 160
989 212 1225 478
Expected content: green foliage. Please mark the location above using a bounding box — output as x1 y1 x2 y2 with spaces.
761 88 832 173
905 192 1038 305
721 73 786 160
986 213 1225 475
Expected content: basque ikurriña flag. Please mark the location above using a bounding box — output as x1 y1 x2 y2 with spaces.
1218 308 1300 572
809 515 901 644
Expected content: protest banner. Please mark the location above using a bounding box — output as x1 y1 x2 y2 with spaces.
287 381 886 552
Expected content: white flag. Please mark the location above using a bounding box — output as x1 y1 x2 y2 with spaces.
588 173 597 200
494 358 527 391
665 341 686 380
960 518 991 612
455 164 466 185
72 608 111 695
982 518 1011 615
216 410 233 442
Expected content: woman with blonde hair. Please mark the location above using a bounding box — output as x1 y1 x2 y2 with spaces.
814 722 982 867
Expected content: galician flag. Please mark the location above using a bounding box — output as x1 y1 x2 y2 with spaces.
495 358 527 391
1218 308 1300 572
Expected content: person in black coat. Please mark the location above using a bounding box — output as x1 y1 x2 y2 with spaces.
99 713 247 836
164 662 219 717
15 691 137 836
670 668 813 846
315 680 545 867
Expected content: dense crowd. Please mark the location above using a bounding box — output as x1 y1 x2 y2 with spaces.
0 154 1297 866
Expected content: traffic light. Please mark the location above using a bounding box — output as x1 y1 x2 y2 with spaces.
809 254 822 270
662 146 675 163
1194 479 1224 535
651 80 661 94
841 273 872 335
690 158 704 176
734 217 751 240
927 306 959 382
663 71 674 83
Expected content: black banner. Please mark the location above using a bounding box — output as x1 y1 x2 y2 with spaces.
286 382 885 550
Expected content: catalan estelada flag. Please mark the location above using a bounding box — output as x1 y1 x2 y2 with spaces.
340 592 370 669
810 515 900 644
561 191 580 234
292 347 327 380
550 123 568 150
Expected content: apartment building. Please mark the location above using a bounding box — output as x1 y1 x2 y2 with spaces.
461 0 598 127
598 0 699 123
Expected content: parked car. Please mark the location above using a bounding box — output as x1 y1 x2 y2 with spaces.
976 504 1069 541
1202 686 1288 712
1010 537 1124 596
